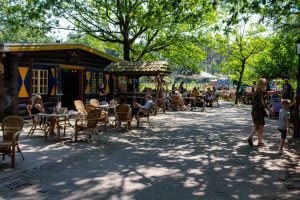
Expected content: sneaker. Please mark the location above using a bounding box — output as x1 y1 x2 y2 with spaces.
277 149 284 154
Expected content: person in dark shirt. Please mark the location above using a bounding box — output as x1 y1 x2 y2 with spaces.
172 81 177 92
247 78 274 147
282 78 293 100
99 83 107 102
178 81 186 94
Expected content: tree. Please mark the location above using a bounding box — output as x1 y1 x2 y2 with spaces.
253 32 298 80
223 0 300 35
215 23 267 104
0 0 54 42
47 0 216 61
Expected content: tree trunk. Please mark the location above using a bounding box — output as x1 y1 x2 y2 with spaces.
123 39 130 61
0 55 19 120
122 20 130 61
234 61 246 105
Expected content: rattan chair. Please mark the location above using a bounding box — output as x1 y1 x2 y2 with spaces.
90 99 110 130
136 105 154 128
0 115 24 168
26 105 48 137
74 109 102 141
74 100 94 117
115 104 132 131
90 99 101 108
171 96 183 111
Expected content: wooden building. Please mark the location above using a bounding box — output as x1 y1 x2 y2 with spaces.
0 43 121 120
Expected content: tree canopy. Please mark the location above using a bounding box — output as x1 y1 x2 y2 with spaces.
0 0 54 42
0 0 299 88
47 0 217 61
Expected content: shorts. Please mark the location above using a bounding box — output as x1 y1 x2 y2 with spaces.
251 109 265 127
278 128 287 139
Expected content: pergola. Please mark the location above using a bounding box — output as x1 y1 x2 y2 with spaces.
104 61 171 114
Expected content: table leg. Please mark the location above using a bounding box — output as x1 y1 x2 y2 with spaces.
56 121 61 142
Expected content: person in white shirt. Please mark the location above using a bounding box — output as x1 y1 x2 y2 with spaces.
132 94 154 116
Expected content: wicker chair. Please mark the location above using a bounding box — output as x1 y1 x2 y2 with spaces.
74 109 102 141
171 96 183 111
74 100 94 117
0 115 24 168
115 104 132 131
136 105 154 128
90 99 101 108
90 99 109 131
26 105 48 137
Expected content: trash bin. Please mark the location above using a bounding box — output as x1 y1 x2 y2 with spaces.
271 95 282 118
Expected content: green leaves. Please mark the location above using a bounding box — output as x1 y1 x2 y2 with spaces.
0 0 54 42
43 0 217 61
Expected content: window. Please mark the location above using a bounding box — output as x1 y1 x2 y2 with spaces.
98 73 103 84
32 69 48 94
91 72 97 93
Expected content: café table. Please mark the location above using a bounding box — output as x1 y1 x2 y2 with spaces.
35 112 79 142
98 104 117 129
183 97 196 110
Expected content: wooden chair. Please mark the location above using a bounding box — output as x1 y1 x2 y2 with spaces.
136 105 154 128
0 115 24 168
115 104 132 131
171 96 183 111
89 99 109 131
74 109 102 141
74 100 94 116
26 105 48 137
90 99 101 108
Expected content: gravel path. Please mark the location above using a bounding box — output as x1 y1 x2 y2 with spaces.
0 102 297 199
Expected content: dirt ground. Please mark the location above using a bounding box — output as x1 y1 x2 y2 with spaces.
1 101 300 200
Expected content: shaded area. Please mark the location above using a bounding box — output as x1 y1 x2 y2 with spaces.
0 102 293 199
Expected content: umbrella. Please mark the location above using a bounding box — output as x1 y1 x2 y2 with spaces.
199 71 217 79
173 71 216 79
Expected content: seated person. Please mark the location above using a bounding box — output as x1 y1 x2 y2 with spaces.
204 88 214 107
191 87 198 96
31 95 57 135
115 96 132 128
171 91 184 109
178 81 186 94
132 94 154 116
99 83 108 102
174 90 182 98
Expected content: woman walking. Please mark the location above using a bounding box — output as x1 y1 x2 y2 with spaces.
247 78 273 147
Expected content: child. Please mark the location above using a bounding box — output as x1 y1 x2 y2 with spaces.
277 99 290 154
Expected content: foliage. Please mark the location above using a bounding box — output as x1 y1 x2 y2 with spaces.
253 32 298 80
46 0 217 61
0 0 55 42
214 21 267 104
222 0 300 35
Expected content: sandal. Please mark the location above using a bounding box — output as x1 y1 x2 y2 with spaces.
257 142 265 148
247 138 253 147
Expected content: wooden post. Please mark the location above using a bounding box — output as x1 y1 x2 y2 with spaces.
154 74 161 115
112 74 116 99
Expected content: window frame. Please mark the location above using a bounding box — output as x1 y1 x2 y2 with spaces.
32 69 48 95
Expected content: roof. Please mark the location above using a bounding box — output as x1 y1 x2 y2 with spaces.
105 61 171 76
0 43 122 62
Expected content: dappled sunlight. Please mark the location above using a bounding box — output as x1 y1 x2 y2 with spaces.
1 104 293 199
